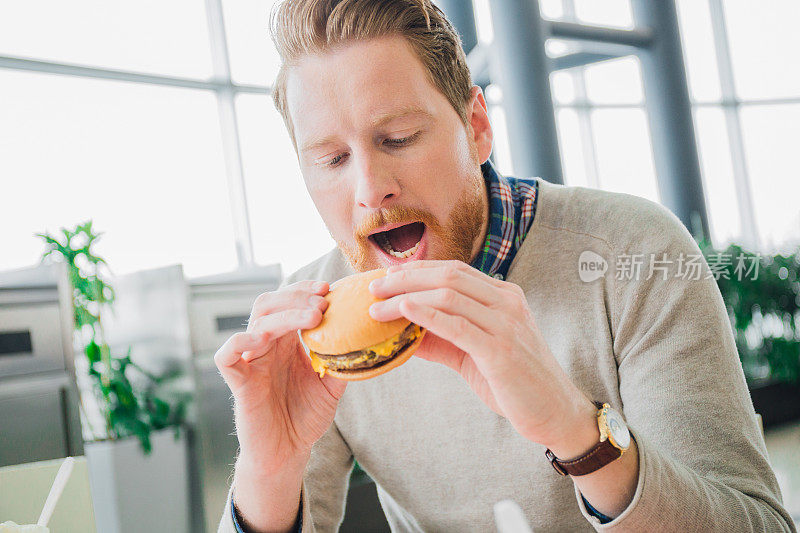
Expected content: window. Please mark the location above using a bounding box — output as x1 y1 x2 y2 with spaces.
538 0 564 20
739 104 800 249
472 0 495 44
555 108 591 189
584 56 644 106
693 107 741 245
235 94 335 275
591 108 659 203
540 0 634 28
488 104 515 177
550 70 576 105
574 0 633 29
675 0 722 102
2 0 796 281
0 0 213 79
724 0 800 101
0 70 237 277
550 54 652 198
532 0 799 254
222 0 282 87
679 0 800 251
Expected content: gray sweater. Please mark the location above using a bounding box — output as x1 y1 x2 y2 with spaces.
220 178 794 532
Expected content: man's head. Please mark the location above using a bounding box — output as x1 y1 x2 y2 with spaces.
270 0 494 272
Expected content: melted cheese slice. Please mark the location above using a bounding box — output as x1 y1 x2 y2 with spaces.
308 324 421 378
308 351 327 378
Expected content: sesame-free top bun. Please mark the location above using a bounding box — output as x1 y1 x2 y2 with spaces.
301 268 410 354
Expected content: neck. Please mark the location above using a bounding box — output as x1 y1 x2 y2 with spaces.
468 179 490 264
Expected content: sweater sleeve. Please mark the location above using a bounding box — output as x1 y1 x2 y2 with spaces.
218 421 354 533
574 199 795 532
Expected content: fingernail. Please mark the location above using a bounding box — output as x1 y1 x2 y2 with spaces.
369 303 382 316
313 281 327 292
369 279 383 291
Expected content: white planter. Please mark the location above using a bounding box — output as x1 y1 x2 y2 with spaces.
85 427 189 533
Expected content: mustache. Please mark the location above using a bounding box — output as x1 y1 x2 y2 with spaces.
356 206 440 239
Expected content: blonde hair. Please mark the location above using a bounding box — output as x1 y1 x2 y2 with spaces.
269 0 474 148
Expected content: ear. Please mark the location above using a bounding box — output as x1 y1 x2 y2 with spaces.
466 85 493 165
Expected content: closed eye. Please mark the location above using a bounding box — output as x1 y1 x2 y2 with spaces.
322 131 421 168
327 153 346 167
384 131 420 147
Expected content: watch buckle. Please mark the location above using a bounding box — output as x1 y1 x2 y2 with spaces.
544 449 569 476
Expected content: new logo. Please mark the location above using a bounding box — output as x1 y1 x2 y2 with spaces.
578 251 608 282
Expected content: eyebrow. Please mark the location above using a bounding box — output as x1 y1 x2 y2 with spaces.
299 105 433 154
370 105 432 128
300 135 338 155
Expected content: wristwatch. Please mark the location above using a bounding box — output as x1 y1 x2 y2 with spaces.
545 401 631 476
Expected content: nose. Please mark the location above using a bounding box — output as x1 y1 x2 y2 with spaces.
353 152 401 209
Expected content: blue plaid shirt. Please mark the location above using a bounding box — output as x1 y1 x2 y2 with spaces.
470 160 538 279
231 161 612 530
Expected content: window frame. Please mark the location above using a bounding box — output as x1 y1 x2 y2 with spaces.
3 0 798 270
0 0 261 269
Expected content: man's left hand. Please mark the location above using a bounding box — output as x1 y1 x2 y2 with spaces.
368 260 597 454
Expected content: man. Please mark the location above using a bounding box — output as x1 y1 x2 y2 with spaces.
216 1 794 531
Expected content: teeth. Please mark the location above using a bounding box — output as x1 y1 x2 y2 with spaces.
390 240 420 258
375 232 421 259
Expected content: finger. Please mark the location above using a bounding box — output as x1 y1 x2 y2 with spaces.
248 280 329 328
214 331 264 370
214 332 263 391
369 287 497 334
396 299 492 360
388 260 503 285
243 307 323 362
370 261 502 306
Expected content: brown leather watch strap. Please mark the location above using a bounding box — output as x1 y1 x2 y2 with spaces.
545 438 622 476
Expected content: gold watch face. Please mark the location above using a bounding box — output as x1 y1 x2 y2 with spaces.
602 405 631 451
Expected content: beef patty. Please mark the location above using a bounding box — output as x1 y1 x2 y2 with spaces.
314 323 420 371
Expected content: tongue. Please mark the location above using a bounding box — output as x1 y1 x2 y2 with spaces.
385 222 424 252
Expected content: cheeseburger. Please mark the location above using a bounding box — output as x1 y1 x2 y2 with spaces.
300 268 426 381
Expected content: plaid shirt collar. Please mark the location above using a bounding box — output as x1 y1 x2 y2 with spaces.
470 160 539 280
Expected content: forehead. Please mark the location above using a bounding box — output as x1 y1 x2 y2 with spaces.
285 35 448 144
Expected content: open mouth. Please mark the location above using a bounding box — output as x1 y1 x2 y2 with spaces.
368 221 426 260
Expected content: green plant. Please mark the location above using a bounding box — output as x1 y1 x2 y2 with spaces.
36 221 189 454
699 240 800 386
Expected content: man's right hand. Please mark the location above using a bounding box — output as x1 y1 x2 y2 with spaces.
215 279 347 531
